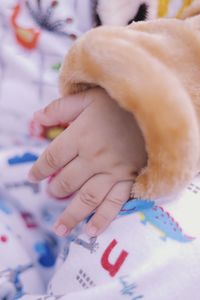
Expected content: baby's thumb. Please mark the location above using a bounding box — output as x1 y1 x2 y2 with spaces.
34 92 92 126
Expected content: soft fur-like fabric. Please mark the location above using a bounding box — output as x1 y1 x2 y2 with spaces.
59 1 200 200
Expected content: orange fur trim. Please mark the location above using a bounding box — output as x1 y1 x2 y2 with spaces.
59 19 200 199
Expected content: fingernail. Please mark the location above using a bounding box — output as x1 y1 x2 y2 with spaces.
27 171 38 183
53 222 69 237
86 225 98 237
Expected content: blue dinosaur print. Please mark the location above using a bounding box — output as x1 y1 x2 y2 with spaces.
119 199 194 243
86 199 154 223
119 199 155 216
8 152 38 165
139 206 194 243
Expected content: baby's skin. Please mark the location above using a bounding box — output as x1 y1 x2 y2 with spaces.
28 88 147 237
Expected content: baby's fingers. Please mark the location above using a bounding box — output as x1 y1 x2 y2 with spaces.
53 174 114 236
34 92 93 126
28 127 78 182
48 157 93 198
86 181 132 236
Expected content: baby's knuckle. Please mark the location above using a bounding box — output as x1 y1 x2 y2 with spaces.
58 178 73 193
79 190 98 208
93 146 107 158
45 150 58 169
107 196 123 207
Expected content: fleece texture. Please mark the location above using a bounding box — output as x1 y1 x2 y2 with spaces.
59 1 200 200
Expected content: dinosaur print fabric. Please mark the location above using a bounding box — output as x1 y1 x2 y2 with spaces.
0 1 200 299
0 147 200 300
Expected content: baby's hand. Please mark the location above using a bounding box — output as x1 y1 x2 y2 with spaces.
28 88 146 237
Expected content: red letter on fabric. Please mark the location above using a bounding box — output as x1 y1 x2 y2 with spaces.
101 239 128 277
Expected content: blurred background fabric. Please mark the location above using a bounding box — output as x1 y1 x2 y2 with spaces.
0 0 93 148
